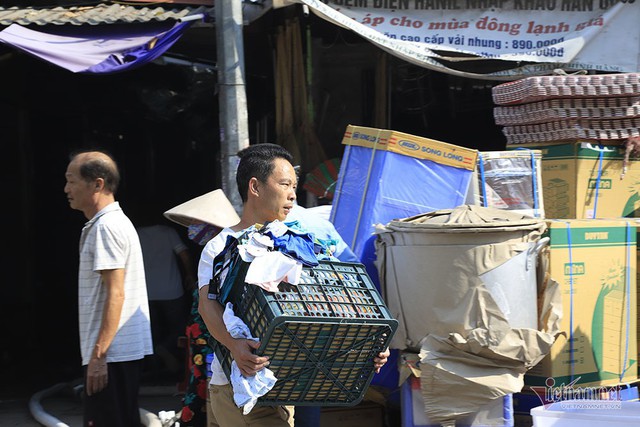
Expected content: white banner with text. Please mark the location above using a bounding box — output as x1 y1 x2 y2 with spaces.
297 0 640 79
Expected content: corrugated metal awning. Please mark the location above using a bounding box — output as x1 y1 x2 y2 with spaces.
0 3 213 26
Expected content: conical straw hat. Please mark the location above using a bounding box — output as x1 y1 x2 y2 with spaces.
163 189 240 229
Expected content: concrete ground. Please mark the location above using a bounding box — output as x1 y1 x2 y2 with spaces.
0 384 403 427
0 383 184 427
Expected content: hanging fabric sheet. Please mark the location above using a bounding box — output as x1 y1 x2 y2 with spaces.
0 19 197 73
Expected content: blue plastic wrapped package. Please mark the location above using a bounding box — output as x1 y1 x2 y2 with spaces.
465 149 544 218
330 126 478 390
330 125 478 290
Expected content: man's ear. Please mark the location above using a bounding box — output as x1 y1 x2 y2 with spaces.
248 177 260 197
94 178 105 192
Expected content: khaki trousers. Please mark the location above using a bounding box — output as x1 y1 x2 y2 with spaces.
207 383 294 427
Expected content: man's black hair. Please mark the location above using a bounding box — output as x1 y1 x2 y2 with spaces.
236 143 294 203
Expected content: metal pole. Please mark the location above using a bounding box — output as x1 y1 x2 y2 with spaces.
216 0 249 213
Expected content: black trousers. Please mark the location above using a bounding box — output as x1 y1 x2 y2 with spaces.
83 359 142 427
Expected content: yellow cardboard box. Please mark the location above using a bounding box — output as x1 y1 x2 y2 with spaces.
513 142 640 219
342 125 478 171
636 222 640 374
526 219 638 388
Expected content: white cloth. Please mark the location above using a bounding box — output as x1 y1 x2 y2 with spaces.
236 226 303 291
263 220 288 237
245 251 302 292
238 232 273 262
223 303 277 414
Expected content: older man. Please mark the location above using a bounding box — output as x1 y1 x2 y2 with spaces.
65 150 153 427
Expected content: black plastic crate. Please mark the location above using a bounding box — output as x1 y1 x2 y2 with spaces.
211 259 397 406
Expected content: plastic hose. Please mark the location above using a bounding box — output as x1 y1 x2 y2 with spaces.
30 381 167 427
28 383 70 427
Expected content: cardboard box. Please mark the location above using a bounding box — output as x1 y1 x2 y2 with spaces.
320 401 384 427
512 142 640 219
526 219 638 387
466 149 544 218
636 223 640 377
342 124 478 169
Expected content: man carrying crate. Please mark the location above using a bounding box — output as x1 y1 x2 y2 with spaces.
197 143 390 427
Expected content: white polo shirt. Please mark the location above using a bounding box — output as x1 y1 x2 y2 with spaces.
78 202 153 366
